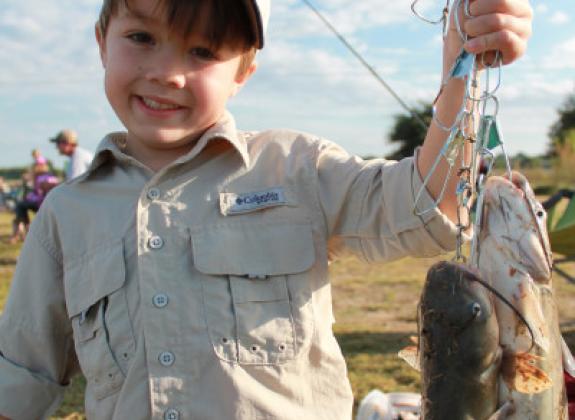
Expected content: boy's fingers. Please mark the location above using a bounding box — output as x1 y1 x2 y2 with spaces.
464 14 532 40
464 30 526 65
468 0 533 19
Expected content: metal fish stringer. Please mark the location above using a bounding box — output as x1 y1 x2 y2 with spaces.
470 55 515 267
411 0 514 262
407 5 570 419
413 0 482 263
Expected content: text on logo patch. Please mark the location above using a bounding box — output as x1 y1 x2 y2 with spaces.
222 187 287 215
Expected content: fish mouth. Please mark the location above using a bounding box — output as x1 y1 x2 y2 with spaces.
509 172 554 273
483 172 553 279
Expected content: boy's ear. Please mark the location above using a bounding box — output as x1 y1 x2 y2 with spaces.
95 23 107 68
231 61 258 97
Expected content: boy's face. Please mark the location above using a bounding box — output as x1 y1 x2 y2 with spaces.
96 0 256 162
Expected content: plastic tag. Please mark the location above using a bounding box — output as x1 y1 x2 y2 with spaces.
450 50 476 79
441 129 463 165
477 115 502 150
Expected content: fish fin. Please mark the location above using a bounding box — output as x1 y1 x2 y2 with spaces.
502 352 552 394
487 400 515 420
503 276 550 353
398 346 421 372
522 314 550 354
533 331 550 354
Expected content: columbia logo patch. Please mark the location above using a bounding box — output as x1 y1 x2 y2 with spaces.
220 187 288 215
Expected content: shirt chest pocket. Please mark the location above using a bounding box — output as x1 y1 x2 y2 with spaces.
192 222 316 365
64 241 135 400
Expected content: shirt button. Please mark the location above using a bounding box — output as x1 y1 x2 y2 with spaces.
147 188 161 200
164 409 180 420
148 236 164 250
152 293 169 308
159 351 175 367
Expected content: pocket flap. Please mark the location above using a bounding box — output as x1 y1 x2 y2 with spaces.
192 222 315 276
64 240 127 318
231 276 289 303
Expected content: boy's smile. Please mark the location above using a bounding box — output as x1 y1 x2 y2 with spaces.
96 0 256 170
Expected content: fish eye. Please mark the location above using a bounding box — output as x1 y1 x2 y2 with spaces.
471 302 482 316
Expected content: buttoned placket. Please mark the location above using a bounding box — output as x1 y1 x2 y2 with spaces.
122 130 253 418
137 178 184 418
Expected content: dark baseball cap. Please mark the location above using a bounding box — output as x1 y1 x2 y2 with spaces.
49 129 77 145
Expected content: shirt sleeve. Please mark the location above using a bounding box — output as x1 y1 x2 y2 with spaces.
314 140 464 262
0 208 78 419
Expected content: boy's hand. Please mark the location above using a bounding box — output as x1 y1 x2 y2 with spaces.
443 0 533 74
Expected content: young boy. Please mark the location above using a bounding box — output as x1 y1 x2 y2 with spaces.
0 0 532 418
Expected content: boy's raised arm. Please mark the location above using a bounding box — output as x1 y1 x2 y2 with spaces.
417 0 533 222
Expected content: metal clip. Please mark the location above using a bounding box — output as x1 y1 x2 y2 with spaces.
411 0 451 26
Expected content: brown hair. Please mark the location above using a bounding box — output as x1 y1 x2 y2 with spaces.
98 0 257 75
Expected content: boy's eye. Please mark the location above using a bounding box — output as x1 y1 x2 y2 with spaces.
190 47 216 60
127 32 154 45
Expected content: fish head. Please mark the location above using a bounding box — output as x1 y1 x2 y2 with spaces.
422 262 492 325
420 262 499 360
480 172 553 283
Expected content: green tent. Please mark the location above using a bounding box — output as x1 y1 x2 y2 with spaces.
545 190 575 281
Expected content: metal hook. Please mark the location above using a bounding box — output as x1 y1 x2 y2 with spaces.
414 127 466 216
481 51 503 97
464 0 473 18
453 0 468 42
480 94 500 119
411 0 451 25
432 104 464 133
414 159 456 217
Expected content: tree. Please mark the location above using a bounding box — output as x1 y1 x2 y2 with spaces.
386 102 432 160
548 92 575 156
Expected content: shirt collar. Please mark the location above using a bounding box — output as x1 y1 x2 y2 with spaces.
83 110 250 178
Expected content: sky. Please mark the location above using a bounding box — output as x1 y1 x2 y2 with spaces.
0 0 573 169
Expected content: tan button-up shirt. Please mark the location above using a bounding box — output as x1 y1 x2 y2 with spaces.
0 112 459 420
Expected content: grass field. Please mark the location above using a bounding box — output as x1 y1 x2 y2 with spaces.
1 210 574 419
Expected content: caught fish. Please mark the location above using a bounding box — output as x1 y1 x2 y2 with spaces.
477 172 567 419
401 260 502 419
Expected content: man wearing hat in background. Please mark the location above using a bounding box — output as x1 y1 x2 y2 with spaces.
50 129 94 180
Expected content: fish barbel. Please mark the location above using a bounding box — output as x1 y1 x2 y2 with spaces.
477 172 567 419
411 261 502 419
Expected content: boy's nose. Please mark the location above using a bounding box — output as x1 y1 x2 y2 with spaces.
146 53 187 89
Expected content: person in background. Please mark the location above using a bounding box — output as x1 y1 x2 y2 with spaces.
0 177 13 212
31 149 42 164
9 161 59 243
30 149 55 178
49 129 94 180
